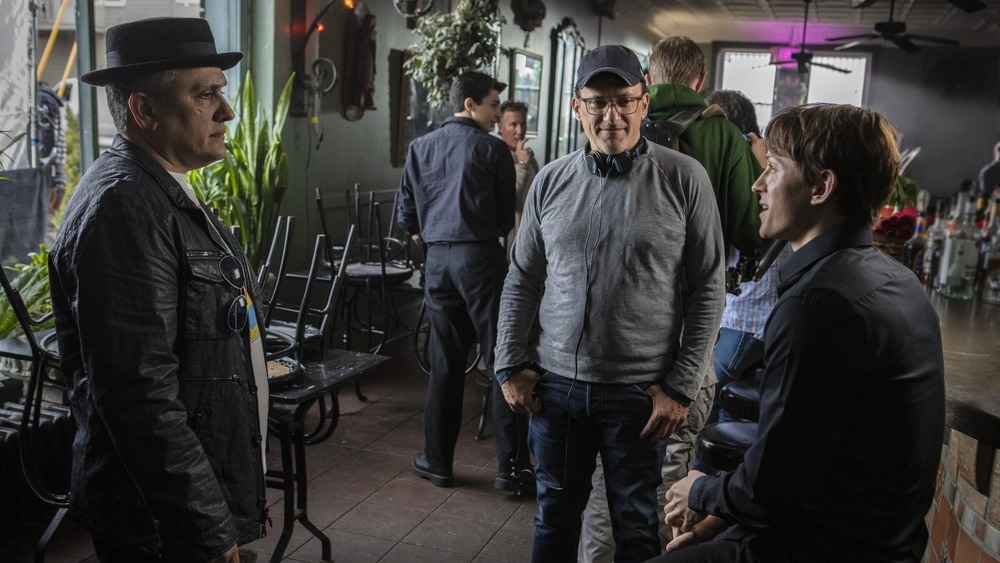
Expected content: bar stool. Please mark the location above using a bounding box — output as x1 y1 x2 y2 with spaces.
719 368 763 422
696 368 764 474
696 421 758 474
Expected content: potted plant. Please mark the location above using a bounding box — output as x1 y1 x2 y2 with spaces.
188 71 294 269
403 0 505 108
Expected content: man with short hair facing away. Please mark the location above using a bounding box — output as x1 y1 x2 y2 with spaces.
495 45 725 563
650 104 945 563
497 100 540 244
397 71 529 494
579 36 765 562
49 18 267 563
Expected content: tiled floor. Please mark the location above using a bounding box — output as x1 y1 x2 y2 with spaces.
2 331 538 562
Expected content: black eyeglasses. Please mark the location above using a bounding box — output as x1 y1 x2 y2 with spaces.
577 96 643 116
219 254 248 333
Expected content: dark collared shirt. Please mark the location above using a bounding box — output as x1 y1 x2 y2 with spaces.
691 220 945 563
397 116 516 244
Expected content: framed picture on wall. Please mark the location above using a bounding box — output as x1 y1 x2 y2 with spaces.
509 49 543 137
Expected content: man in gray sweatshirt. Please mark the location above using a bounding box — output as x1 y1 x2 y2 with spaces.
494 45 725 563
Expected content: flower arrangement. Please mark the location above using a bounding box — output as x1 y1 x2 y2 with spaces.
873 207 917 241
873 207 917 262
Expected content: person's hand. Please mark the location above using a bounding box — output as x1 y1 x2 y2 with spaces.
410 233 425 246
665 515 728 552
639 385 689 441
664 470 706 527
501 368 541 415
204 544 240 563
515 139 534 165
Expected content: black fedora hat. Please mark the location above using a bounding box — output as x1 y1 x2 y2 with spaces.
81 18 243 86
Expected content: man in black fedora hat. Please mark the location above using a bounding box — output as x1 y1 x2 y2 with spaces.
49 18 267 563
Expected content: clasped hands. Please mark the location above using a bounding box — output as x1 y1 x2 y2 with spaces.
663 470 728 552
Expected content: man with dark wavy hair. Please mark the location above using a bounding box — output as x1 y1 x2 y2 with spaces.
651 104 944 563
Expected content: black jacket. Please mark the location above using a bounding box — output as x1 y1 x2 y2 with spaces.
49 135 267 560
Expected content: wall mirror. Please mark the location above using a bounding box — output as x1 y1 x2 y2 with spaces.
545 18 585 162
509 49 543 137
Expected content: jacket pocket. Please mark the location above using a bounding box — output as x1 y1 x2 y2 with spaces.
185 250 240 340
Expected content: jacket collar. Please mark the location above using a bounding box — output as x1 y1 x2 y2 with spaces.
443 116 486 131
647 83 706 120
107 134 234 253
778 219 874 294
108 134 201 211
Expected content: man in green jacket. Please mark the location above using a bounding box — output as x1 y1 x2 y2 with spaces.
579 36 765 563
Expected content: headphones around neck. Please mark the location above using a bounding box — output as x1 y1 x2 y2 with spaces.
584 138 648 177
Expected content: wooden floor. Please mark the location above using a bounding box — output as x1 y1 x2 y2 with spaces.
1 329 538 562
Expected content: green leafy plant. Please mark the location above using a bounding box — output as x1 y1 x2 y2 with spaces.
51 109 81 227
890 175 918 209
188 71 294 269
0 246 53 340
403 0 505 108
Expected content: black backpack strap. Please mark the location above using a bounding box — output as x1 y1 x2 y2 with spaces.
640 105 707 150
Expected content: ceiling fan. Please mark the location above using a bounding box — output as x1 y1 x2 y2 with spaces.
768 0 851 74
850 0 985 12
827 0 962 53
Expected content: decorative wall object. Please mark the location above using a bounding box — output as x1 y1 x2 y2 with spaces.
512 0 546 33
545 17 585 162
509 49 543 137
342 1 377 121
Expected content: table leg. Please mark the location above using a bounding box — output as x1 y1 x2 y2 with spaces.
292 417 332 560
267 418 296 563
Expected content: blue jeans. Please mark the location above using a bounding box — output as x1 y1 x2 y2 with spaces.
709 328 764 424
528 371 667 563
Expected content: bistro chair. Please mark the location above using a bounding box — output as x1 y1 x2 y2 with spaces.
316 184 415 401
0 266 70 562
265 234 328 387
256 215 295 327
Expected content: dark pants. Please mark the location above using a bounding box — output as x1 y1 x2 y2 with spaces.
529 372 667 563
422 240 529 471
93 537 162 562
644 536 764 563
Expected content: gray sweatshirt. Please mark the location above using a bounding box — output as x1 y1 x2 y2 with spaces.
494 142 725 402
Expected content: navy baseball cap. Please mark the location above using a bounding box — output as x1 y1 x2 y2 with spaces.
575 45 644 90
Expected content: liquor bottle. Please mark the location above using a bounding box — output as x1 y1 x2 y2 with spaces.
975 195 988 230
923 203 947 290
940 193 980 300
978 198 1000 302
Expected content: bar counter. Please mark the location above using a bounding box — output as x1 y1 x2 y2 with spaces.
934 293 1000 448
927 293 1000 562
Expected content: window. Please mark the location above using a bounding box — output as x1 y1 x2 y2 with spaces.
714 46 870 127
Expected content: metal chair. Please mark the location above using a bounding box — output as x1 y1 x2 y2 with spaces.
256 215 295 328
316 184 415 401
0 266 70 563
264 234 328 387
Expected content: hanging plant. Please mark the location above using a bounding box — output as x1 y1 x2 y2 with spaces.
404 0 506 108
